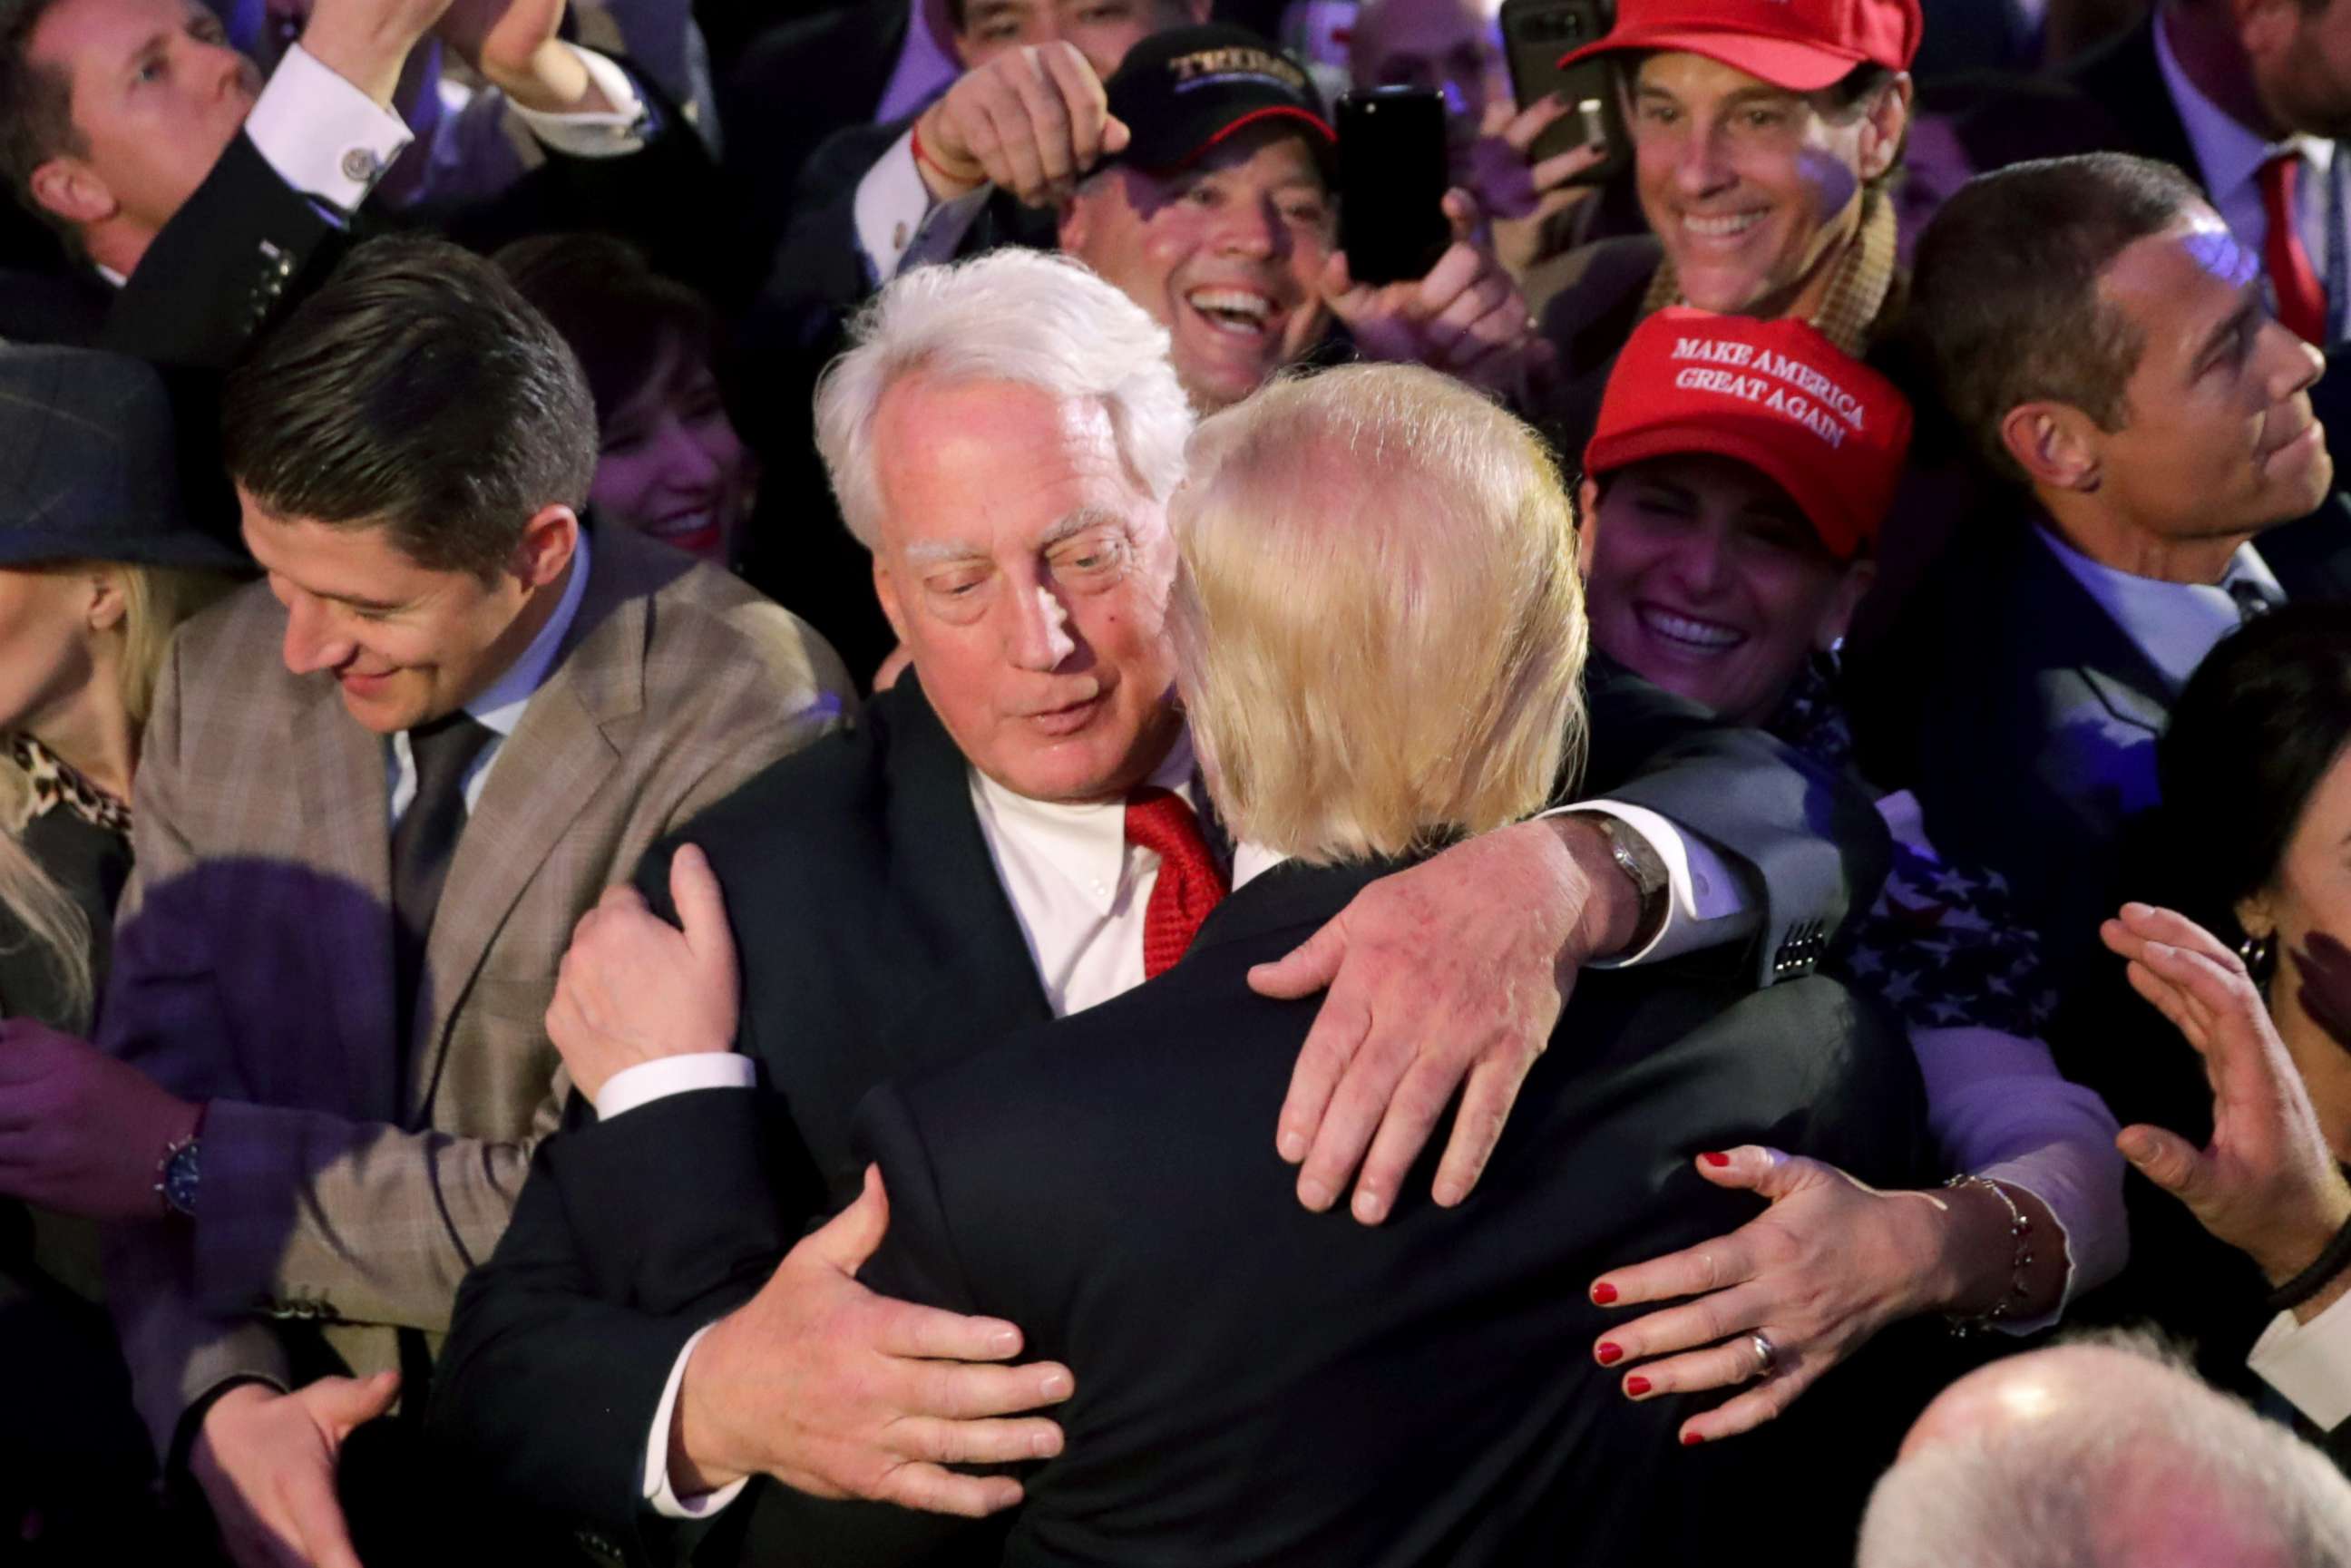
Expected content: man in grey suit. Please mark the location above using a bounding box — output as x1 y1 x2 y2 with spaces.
71 234 853 1568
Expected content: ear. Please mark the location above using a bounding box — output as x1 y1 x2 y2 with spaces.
1057 187 1093 255
1575 474 1604 581
1998 401 2104 492
1855 73 1914 185
2237 887 2280 942
871 556 910 643
84 569 128 634
510 504 580 590
1817 558 1878 651
2233 0 2301 63
27 155 118 230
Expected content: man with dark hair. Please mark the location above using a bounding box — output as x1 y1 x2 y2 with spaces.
87 233 851 1568
0 0 711 363
1858 151 2351 991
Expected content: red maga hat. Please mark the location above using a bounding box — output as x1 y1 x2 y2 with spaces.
1584 308 1914 560
1559 0 1923 93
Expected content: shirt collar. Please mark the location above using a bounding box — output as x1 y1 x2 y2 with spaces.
1231 842 1291 891
2156 15 2333 203
2033 522 2281 691
466 527 592 737
968 725 1197 919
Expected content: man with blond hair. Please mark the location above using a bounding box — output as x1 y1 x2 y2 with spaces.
612 363 1927 1564
434 249 1907 1563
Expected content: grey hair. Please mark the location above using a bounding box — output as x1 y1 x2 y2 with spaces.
1858 1329 2351 1568
813 249 1195 550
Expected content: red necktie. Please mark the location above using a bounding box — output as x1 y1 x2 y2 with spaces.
2260 151 2328 345
1125 787 1229 979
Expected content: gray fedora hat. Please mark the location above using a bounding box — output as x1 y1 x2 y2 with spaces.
0 344 247 572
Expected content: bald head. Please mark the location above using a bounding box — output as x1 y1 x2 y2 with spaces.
1860 1336 2351 1568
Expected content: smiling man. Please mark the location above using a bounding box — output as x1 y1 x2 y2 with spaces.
1867 151 2351 992
91 234 850 1568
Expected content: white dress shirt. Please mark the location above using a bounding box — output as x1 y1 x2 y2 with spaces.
2155 15 2346 339
2034 525 2283 694
2252 1290 2351 1430
385 531 591 828
221 40 647 240
853 125 996 286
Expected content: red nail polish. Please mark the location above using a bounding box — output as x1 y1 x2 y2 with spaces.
1591 1282 1618 1305
1596 1341 1624 1366
1681 1430 1704 1446
1625 1376 1652 1398
1702 1151 1732 1168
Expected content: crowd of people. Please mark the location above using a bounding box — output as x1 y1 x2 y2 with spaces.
5 0 2351 1562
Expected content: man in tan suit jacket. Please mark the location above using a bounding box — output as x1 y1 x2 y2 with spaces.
88 237 852 1568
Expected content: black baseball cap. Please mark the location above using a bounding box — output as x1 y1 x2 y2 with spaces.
1103 24 1336 177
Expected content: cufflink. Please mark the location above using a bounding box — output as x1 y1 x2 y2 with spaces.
893 220 911 250
340 147 383 185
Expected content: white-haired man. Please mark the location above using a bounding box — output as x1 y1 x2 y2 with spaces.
434 248 1895 1563
1859 1331 2351 1566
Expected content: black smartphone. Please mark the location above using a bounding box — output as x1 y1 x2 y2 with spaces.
1498 0 1630 184
1337 87 1453 287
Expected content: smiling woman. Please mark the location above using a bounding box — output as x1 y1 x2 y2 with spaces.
497 234 755 570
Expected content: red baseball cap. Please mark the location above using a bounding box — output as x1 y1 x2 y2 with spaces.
1559 0 1923 93
1584 309 1913 560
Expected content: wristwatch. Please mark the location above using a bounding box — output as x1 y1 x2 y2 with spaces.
1568 812 1670 954
156 1120 203 1220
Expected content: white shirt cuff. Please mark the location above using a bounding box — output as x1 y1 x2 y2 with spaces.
853 126 991 285
245 44 415 212
2251 1290 2351 1431
596 1054 756 1120
645 1325 753 1518
508 46 649 158
1549 801 1754 968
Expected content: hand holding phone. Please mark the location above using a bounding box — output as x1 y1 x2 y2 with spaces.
1336 87 1452 287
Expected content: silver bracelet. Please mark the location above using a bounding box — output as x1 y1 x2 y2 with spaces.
1944 1174 2034 1338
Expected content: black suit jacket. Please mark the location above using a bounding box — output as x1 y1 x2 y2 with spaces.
751 859 1933 1567
430 664 1893 1564
1853 502 2351 991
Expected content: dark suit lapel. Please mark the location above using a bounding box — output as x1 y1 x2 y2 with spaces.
407 548 633 1118
289 682 401 1119
2010 518 2174 737
1187 858 1400 960
873 676 1055 1071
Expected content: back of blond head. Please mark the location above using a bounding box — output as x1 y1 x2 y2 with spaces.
814 249 1195 549
1170 364 1586 864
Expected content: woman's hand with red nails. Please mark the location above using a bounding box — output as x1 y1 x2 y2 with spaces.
1586 1145 1958 1445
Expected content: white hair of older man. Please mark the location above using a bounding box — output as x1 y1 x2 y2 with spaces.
1857 1330 2351 1568
813 248 1195 550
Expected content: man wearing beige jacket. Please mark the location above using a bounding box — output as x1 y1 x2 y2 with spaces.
89 235 852 1568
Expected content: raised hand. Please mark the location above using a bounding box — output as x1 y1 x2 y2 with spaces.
912 43 1130 206
1250 815 1637 1223
298 0 457 105
668 1166 1071 1512
1320 190 1556 400
192 1373 401 1568
546 844 740 1105
1466 93 1608 278
433 0 607 112
2101 902 2351 1295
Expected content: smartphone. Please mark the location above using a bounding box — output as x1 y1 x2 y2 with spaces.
1337 88 1453 287
1499 0 1631 184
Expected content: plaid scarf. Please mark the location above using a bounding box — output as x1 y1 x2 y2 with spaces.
1640 189 1902 355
